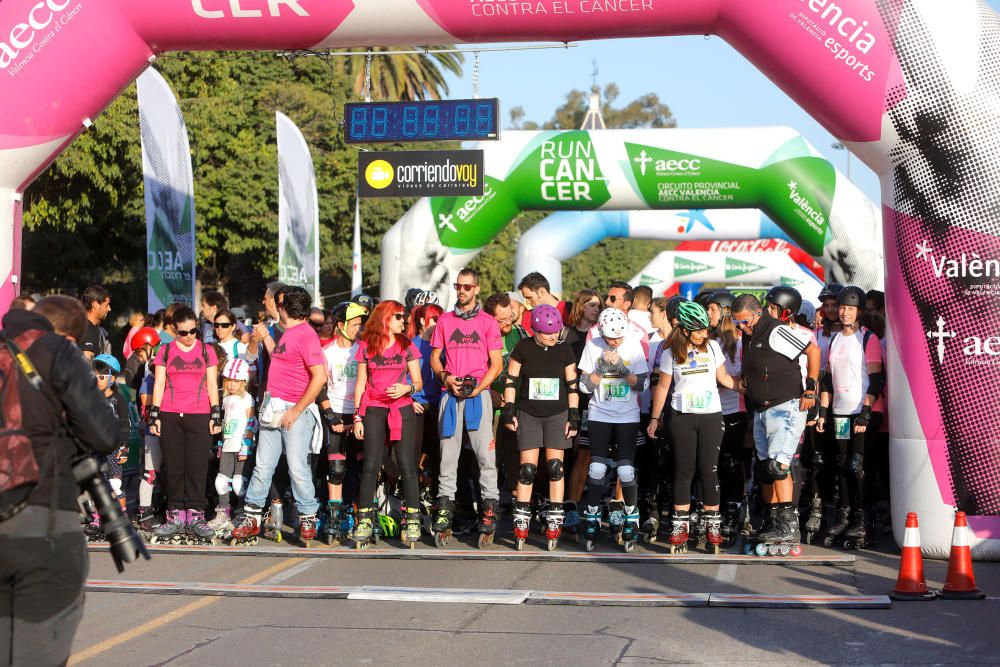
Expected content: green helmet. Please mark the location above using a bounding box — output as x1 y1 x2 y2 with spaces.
378 513 399 537
677 301 710 332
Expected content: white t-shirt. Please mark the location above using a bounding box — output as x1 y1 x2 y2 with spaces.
660 339 725 414
218 338 249 363
323 340 359 414
640 330 664 414
579 336 649 424
826 328 883 415
816 328 836 371
221 393 255 453
629 309 655 335
717 337 744 416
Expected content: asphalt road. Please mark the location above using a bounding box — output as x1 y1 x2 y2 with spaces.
67 532 1000 666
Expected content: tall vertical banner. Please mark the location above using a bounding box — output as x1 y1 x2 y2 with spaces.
276 112 320 305
137 68 197 311
351 195 362 297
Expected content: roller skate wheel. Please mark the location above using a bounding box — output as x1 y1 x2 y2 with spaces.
624 541 635 553
710 543 720 556
478 533 494 549
547 538 558 551
790 545 802 556
614 533 624 545
516 538 525 551
755 543 769 557
743 543 754 556
586 539 596 552
822 536 835 547
778 544 791 556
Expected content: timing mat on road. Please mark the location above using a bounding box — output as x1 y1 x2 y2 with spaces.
89 542 855 565
85 579 890 608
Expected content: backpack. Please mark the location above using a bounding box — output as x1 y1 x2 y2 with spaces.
0 330 50 521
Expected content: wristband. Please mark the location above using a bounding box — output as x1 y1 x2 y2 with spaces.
802 392 816 399
856 404 872 427
805 377 817 392
353 414 363 424
500 402 517 427
818 405 828 422
210 404 223 428
408 384 416 396
567 407 581 431
321 407 340 426
147 405 161 426
650 415 660 422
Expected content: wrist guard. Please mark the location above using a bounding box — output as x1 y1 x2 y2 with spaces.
210 404 223 429
147 405 161 426
805 377 817 392
321 407 340 427
856 404 872 427
567 407 581 431
818 404 828 422
501 402 517 427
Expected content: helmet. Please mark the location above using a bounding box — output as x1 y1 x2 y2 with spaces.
695 291 715 309
403 288 423 309
129 327 159 355
531 304 563 334
707 290 735 311
222 358 250 382
598 308 629 339
676 301 710 332
352 293 377 311
798 301 817 324
818 282 844 302
765 286 802 318
378 513 399 537
334 301 368 324
837 285 867 308
93 354 121 375
331 301 352 324
665 295 688 321
414 290 439 306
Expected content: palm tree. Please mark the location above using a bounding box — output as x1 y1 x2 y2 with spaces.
341 47 464 101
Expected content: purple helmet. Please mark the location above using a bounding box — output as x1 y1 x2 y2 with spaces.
531 304 563 334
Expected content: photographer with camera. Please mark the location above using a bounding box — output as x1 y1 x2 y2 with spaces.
0 296 125 665
429 268 504 547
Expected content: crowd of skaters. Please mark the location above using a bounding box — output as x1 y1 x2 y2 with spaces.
5 270 890 552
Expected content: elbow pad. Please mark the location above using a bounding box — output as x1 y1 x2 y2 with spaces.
566 378 580 397
580 370 598 393
866 372 885 401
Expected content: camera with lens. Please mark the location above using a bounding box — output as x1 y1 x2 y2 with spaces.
457 375 476 398
72 453 150 573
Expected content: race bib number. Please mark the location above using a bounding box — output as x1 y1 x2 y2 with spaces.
682 391 713 412
601 379 630 402
223 418 240 438
528 378 560 401
835 417 851 440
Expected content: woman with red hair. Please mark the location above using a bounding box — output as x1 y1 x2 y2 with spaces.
352 300 423 548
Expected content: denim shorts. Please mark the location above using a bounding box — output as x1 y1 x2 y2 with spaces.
753 399 806 465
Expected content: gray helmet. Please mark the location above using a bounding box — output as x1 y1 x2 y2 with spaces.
819 282 844 301
837 285 867 308
708 290 735 311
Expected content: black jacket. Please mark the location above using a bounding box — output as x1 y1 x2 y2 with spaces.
1 309 118 512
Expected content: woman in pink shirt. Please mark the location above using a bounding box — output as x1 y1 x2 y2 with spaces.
352 300 423 548
148 305 222 543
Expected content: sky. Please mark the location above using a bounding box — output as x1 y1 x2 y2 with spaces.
443 0 1000 208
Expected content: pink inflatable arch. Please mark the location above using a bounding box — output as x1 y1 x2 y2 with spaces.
1 0 998 558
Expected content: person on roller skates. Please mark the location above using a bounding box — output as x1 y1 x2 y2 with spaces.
351 300 424 549
429 268 504 548
319 301 367 544
232 287 327 547
209 359 256 540
647 302 743 554
816 286 884 550
501 305 580 551
733 289 819 556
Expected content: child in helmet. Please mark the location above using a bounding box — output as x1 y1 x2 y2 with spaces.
86 354 132 538
209 359 257 535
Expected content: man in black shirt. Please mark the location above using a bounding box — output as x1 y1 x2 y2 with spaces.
79 284 111 359
733 289 819 547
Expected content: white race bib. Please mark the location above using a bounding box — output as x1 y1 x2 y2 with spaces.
528 378 560 401
601 379 630 402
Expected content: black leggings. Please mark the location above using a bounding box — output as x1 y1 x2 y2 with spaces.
359 405 420 511
160 412 213 511
718 412 749 507
833 412 882 510
586 420 639 507
668 410 723 507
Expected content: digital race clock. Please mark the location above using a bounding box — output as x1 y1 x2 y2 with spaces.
344 98 500 144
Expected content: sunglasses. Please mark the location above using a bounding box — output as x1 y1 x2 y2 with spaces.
605 294 618 303
392 313 405 321
731 312 759 327
176 328 198 337
214 322 233 329
453 283 476 292
96 373 110 380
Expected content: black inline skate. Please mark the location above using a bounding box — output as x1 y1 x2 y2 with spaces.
822 507 851 548
608 499 625 545
432 497 454 547
802 496 824 545
563 501 582 544
322 500 346 545
720 502 740 547
841 509 878 550
478 498 499 548
745 504 801 557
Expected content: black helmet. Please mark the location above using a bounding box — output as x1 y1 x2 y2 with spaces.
708 290 735 311
666 295 688 321
403 288 423 309
765 286 802 318
837 285 866 308
818 282 844 301
332 301 352 325
352 293 377 311
695 290 715 309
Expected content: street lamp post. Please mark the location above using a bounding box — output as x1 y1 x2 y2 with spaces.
831 141 852 181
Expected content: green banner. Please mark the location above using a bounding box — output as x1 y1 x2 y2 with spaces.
725 256 766 278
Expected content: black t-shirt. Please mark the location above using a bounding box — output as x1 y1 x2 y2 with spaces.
510 337 577 417
742 311 809 411
79 321 107 356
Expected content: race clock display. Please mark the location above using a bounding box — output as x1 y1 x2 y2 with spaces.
344 98 500 144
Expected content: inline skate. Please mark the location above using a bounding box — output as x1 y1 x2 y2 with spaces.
621 505 640 553
84 512 105 543
512 502 531 551
150 509 187 545
478 498 499 548
432 497 454 547
401 506 422 548
583 505 601 552
608 499 625 545
184 509 215 545
352 508 376 549
802 496 823 545
841 509 878 550
720 502 740 547
689 503 706 550
208 507 233 542
262 500 284 544
668 511 689 555
322 500 346 545
545 501 564 551
563 501 582 544
230 506 262 546
703 510 723 555
822 507 851 548
298 513 318 548
745 504 802 557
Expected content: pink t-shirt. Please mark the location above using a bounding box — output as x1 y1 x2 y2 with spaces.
266 321 325 402
154 341 218 414
431 310 502 380
356 340 421 408
826 327 884 415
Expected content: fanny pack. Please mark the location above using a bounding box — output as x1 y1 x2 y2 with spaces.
259 392 294 427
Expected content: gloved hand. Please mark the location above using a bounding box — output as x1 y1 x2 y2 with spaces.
501 402 517 429
567 407 581 431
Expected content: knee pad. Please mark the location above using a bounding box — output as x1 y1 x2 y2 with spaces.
231 476 247 496
588 461 608 482
546 458 564 482
327 458 347 486
849 453 864 477
767 458 790 482
617 464 636 486
518 463 538 486
109 477 123 495
142 469 157 486
215 474 232 497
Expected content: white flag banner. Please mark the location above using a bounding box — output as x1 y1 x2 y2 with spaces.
277 111 320 304
137 68 197 311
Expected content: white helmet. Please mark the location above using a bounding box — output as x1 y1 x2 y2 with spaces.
598 308 628 339
222 358 250 382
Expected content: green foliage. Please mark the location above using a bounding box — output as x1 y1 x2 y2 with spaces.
508 83 676 130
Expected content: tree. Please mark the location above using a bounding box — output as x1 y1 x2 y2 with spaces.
340 47 464 101
508 83 676 130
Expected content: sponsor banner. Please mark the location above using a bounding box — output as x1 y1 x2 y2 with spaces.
137 67 196 312
358 150 484 198
276 111 320 303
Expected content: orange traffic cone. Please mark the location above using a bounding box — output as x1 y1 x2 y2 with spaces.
938 511 985 600
890 512 935 601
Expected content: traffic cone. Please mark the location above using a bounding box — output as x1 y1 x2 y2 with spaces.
938 511 985 600
890 512 935 601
